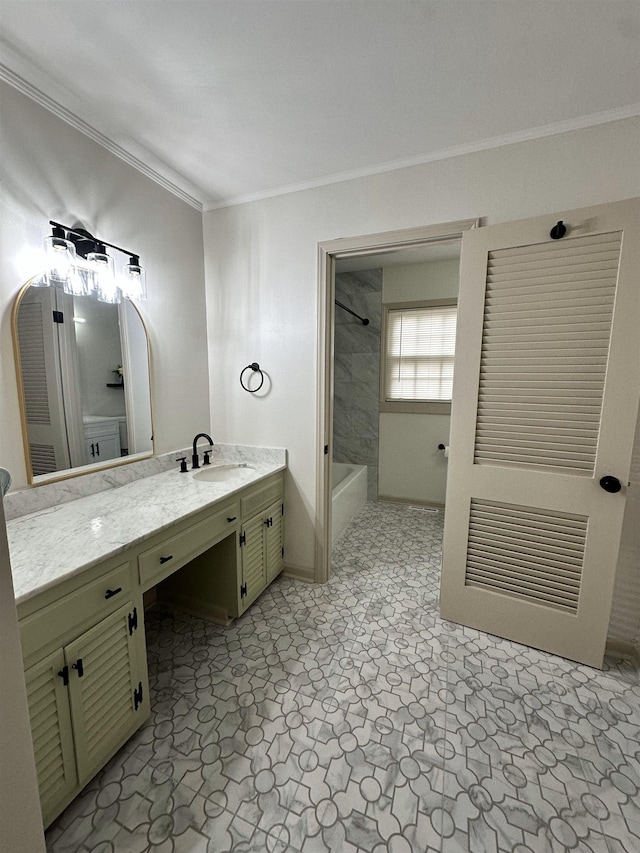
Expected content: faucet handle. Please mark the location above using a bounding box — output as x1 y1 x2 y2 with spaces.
203 450 212 465
176 456 188 473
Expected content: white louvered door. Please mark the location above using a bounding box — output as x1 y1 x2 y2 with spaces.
440 199 640 667
16 286 70 474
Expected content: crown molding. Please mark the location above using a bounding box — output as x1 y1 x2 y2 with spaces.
205 104 640 211
2 38 637 216
0 59 203 212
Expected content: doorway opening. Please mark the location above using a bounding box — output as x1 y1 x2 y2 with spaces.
316 219 478 583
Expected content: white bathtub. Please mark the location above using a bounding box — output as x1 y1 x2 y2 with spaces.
332 462 367 544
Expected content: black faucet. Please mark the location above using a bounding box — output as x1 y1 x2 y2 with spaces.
191 433 214 469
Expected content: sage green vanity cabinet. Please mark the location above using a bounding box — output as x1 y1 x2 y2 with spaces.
138 497 241 592
19 560 148 828
158 471 285 621
239 497 284 613
24 649 77 826
18 465 285 828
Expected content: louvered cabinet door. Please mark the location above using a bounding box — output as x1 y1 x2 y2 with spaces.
265 500 284 584
441 199 640 668
24 649 77 825
65 603 145 783
240 514 266 612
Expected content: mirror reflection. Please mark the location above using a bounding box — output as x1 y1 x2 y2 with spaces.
13 275 153 482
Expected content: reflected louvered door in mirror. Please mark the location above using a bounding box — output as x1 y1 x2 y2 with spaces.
440 199 640 667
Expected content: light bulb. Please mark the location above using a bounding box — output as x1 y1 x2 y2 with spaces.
43 227 77 288
87 244 119 303
122 256 147 300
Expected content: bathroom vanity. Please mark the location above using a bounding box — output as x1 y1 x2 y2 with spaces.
7 448 286 828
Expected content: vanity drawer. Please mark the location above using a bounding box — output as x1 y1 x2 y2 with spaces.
240 473 284 518
20 561 132 661
138 501 240 590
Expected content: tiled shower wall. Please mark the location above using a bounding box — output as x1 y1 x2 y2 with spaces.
333 270 382 501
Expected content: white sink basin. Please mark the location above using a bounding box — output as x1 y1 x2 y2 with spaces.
193 464 255 483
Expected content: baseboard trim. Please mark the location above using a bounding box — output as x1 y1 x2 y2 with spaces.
605 637 640 664
283 562 316 583
377 494 444 510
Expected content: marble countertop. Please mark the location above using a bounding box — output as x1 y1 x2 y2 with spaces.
7 455 286 606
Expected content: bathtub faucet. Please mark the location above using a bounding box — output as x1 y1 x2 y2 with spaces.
191 433 214 469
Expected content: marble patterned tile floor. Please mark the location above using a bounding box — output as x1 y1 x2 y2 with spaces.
45 501 640 853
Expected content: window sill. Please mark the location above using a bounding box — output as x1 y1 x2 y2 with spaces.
380 401 452 415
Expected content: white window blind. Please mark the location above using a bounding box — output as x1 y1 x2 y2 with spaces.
384 305 457 402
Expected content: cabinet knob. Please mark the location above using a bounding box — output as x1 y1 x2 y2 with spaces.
159 555 174 564
227 516 237 522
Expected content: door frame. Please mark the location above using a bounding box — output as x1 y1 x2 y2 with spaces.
315 218 479 583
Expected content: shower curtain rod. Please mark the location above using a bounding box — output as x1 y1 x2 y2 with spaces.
335 299 369 326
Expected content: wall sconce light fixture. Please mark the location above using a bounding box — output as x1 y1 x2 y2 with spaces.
40 221 147 303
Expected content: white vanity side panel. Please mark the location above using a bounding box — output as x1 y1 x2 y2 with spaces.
0 497 47 852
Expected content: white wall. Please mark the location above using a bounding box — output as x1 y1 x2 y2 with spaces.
203 117 640 575
0 82 209 491
379 259 459 505
382 258 459 303
75 298 125 417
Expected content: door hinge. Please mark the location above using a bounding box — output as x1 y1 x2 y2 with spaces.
324 445 329 455
239 531 246 546
58 665 69 686
128 607 138 635
281 546 284 558
133 681 143 710
240 582 247 598
281 503 284 516
52 310 64 324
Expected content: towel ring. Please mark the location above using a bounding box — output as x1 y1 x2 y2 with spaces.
240 362 265 393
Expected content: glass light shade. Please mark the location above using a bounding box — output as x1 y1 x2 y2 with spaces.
62 265 91 297
122 260 147 301
43 234 77 287
87 250 120 303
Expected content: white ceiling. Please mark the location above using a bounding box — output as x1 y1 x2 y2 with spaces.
335 239 460 272
1 1 638 210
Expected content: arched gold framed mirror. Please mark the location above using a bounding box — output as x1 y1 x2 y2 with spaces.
12 274 154 483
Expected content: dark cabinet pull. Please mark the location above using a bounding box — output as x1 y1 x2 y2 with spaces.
159 555 174 564
72 658 84 678
227 516 237 522
58 666 69 686
104 586 122 599
264 517 273 527
95 442 100 456
90 443 95 457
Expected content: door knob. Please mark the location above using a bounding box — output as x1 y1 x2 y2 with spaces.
599 475 622 493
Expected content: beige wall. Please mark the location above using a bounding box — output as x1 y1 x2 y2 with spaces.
379 259 459 505
203 116 640 575
0 82 210 491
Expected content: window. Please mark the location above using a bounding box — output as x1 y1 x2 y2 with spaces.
381 300 457 413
